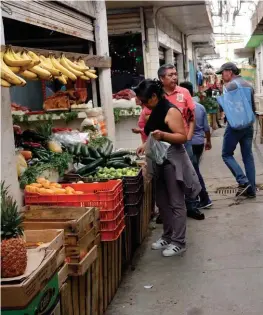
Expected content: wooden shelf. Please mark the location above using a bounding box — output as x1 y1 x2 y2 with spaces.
1 45 111 68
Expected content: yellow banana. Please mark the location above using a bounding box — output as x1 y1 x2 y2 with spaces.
8 66 20 73
20 70 38 80
50 55 77 81
27 50 41 65
20 50 40 69
88 69 96 74
1 78 11 87
84 70 98 79
39 55 62 76
17 76 27 86
60 55 83 77
80 75 90 81
64 55 89 72
77 58 89 69
30 65 52 80
55 74 67 85
1 53 26 86
3 47 32 67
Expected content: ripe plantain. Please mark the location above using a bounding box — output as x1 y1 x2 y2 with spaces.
3 47 32 67
27 50 41 65
19 70 38 80
83 70 98 79
60 54 83 77
39 55 62 76
1 78 11 87
8 66 20 73
80 75 90 81
50 55 77 81
64 55 89 72
54 74 67 85
0 52 26 86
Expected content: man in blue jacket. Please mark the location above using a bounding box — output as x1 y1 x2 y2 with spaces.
216 62 256 198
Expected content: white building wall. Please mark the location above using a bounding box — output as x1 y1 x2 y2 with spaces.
255 43 263 95
146 28 160 79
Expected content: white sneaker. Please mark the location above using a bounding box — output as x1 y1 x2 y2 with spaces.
151 238 169 250
162 244 186 257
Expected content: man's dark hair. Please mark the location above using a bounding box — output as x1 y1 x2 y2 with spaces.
158 63 175 78
180 81 194 97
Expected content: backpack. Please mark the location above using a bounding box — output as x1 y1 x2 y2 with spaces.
217 80 255 130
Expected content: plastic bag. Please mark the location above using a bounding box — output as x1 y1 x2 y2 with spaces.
145 133 170 165
217 80 255 130
16 152 27 177
51 131 89 146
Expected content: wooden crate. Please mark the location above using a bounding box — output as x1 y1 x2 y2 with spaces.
22 206 97 239
23 206 100 276
99 238 122 313
61 254 101 315
24 229 65 268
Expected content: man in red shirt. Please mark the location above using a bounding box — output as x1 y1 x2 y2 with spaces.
158 64 205 220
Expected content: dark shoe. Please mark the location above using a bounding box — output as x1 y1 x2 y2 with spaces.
236 184 251 197
156 215 163 224
197 198 213 210
247 193 256 199
187 210 205 220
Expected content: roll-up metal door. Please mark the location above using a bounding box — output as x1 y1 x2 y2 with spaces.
159 47 165 60
1 0 94 41
107 10 141 35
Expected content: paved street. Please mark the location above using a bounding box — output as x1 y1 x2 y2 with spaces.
106 129 263 315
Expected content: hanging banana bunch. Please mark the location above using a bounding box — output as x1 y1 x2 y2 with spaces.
0 45 98 88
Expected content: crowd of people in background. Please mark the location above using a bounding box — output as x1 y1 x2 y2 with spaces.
132 62 256 257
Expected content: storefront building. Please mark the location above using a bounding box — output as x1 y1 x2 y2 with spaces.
106 1 214 88
1 0 114 204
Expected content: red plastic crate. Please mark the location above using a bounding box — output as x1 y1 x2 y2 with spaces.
100 198 124 221
25 180 123 210
100 207 124 231
101 217 125 241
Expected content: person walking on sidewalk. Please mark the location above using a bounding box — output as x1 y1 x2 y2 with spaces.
180 81 213 209
135 79 201 257
158 64 205 220
216 62 256 198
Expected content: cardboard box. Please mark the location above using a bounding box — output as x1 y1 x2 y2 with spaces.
2 272 59 315
1 250 57 309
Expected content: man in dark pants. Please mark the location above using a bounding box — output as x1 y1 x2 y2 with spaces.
180 82 213 209
216 62 256 198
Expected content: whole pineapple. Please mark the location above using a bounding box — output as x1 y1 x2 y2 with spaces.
1 182 27 278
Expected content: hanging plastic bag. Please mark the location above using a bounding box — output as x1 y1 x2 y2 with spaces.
145 133 170 165
217 80 255 130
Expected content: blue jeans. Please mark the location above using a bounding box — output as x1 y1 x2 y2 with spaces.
192 144 209 203
222 124 256 193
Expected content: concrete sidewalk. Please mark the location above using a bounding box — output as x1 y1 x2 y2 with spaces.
106 130 263 315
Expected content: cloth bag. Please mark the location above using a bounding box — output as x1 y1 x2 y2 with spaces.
217 80 255 130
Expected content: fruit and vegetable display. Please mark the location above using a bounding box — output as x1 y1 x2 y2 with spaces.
25 178 84 195
1 182 27 278
1 45 97 87
14 122 73 187
68 137 137 179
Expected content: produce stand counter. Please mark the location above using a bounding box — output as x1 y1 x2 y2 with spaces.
1 44 154 315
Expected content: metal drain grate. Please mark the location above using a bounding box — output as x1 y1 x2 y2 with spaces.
216 187 237 195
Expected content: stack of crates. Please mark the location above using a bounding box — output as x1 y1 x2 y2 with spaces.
123 169 143 216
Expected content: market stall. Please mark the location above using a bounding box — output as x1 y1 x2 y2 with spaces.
1 43 153 315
